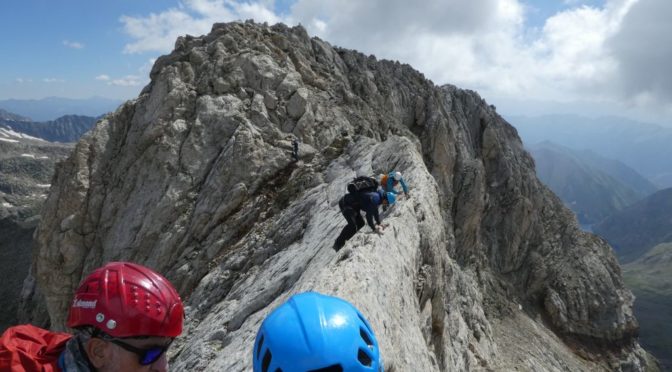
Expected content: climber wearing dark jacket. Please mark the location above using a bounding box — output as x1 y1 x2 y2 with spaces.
334 190 396 251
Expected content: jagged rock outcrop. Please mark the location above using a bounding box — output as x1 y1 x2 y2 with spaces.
0 134 71 331
25 21 657 371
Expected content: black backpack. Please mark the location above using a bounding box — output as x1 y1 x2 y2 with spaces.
347 176 379 194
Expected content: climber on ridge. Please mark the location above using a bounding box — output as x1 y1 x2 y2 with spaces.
291 137 299 162
252 291 383 372
0 262 184 372
380 171 409 197
334 175 396 251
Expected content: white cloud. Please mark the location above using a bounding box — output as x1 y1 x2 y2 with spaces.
108 75 144 87
606 0 672 108
100 62 153 89
139 58 158 76
119 0 672 122
43 78 65 83
120 9 203 54
120 0 280 54
285 0 640 103
234 1 282 23
16 78 25 83
63 40 85 49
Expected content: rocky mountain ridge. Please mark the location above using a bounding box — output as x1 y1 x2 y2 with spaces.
0 109 31 122
528 141 656 226
594 187 672 263
0 113 98 142
511 115 672 189
23 21 657 371
0 131 72 331
0 96 122 122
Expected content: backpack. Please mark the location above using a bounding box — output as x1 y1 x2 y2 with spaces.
380 174 389 188
0 324 72 372
347 176 379 194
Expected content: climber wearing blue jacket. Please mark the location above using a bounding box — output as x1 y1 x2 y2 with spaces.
333 190 396 251
380 171 408 196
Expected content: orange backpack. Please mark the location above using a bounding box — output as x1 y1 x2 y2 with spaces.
380 174 389 188
0 324 72 372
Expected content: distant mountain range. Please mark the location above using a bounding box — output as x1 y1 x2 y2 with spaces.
510 114 672 188
622 242 672 369
0 106 103 330
0 96 122 122
0 109 31 122
528 141 657 226
0 114 98 143
593 187 672 263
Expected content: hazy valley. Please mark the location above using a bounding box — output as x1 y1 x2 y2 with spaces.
513 115 672 369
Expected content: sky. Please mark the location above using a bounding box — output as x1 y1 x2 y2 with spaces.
1 0 670 125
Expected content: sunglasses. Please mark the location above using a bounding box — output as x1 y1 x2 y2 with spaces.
106 337 174 365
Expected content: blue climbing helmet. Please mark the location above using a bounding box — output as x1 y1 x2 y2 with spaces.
377 190 395 205
253 292 383 372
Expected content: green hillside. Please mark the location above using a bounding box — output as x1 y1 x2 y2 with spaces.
623 243 672 369
528 142 654 225
594 188 672 263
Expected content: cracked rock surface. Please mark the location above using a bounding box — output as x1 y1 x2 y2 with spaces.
24 21 658 371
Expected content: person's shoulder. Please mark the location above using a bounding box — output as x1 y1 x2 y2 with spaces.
0 325 71 370
2 324 70 339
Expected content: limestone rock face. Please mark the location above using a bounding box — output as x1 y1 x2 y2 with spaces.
0 130 71 331
26 22 656 371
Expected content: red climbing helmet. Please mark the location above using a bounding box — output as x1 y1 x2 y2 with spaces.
66 262 184 338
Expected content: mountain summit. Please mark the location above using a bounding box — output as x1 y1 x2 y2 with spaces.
23 22 656 370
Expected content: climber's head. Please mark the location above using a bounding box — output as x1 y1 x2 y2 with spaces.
67 262 184 371
253 292 383 372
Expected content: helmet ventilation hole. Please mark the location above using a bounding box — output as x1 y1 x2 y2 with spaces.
262 350 272 372
308 365 343 372
256 334 265 359
358 348 373 367
357 313 373 334
360 327 373 346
